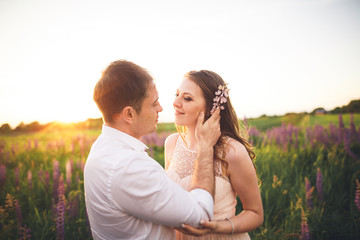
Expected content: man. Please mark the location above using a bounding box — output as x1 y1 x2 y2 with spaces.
84 60 221 239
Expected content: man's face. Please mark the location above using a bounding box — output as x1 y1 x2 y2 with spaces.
132 82 163 139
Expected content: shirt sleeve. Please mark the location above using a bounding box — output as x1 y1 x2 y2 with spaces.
110 153 214 228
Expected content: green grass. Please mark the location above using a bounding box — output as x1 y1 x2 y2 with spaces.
246 113 360 131
0 113 359 239
247 116 284 131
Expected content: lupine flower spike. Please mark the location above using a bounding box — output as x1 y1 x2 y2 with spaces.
56 174 65 240
305 177 314 211
355 179 360 212
316 168 324 202
301 209 311 240
210 83 229 115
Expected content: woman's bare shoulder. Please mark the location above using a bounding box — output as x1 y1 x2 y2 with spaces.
164 133 179 148
224 137 250 164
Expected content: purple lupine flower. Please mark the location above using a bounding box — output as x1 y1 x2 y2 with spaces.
248 126 261 138
27 139 32 151
344 130 359 160
314 125 327 147
44 170 50 191
53 159 60 202
156 133 167 147
78 137 85 159
37 170 43 184
11 143 18 156
294 127 300 149
305 127 312 146
70 158 74 174
286 124 294 146
47 141 54 150
0 142 4 156
355 179 360 212
301 210 311 240
141 132 154 146
316 168 324 202
56 174 65 240
338 114 345 144
80 161 85 171
27 171 32 190
141 132 168 148
34 138 38 149
57 139 65 150
75 172 80 189
248 126 261 145
14 199 23 228
66 160 72 192
349 114 357 141
148 147 154 158
338 114 345 128
19 225 31 240
67 194 79 218
70 141 75 153
305 177 313 211
243 117 248 130
0 164 6 188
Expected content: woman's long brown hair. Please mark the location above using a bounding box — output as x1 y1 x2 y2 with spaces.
179 70 256 177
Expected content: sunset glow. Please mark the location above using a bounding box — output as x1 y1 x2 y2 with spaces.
0 0 359 128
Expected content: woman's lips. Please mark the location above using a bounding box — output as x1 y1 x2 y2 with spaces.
174 110 184 116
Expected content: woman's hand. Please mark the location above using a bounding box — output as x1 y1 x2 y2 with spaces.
175 219 228 236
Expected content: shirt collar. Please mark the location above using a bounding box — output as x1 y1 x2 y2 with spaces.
101 125 149 152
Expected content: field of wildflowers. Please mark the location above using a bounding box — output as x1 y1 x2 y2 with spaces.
246 114 360 239
0 114 359 239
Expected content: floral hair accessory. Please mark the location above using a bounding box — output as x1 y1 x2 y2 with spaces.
210 83 229 115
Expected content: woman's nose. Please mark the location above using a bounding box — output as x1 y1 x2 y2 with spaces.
173 96 181 108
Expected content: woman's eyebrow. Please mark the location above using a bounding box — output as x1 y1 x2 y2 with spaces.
178 90 194 96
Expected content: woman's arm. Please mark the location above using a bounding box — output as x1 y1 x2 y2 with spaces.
226 139 263 233
177 139 263 235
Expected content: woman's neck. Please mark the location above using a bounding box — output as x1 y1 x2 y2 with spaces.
184 125 197 151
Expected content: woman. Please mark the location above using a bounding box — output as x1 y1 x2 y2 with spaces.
165 70 263 239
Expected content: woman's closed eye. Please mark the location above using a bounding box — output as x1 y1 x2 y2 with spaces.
175 93 192 102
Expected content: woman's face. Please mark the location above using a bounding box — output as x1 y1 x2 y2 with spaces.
173 78 206 128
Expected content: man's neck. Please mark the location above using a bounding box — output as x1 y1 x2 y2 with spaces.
105 122 142 140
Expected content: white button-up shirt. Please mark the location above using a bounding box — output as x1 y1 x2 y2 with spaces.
84 125 214 240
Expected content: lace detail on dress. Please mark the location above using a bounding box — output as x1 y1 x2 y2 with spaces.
170 136 197 179
169 136 229 181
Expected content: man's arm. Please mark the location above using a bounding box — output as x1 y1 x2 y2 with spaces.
112 155 216 228
191 108 221 198
111 109 221 228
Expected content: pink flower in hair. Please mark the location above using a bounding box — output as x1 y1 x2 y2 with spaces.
210 83 229 115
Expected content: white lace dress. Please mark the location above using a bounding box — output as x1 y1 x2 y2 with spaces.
166 136 251 240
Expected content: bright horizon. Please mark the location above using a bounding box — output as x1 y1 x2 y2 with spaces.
1 0 359 128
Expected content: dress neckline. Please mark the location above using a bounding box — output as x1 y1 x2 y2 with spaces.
178 135 197 153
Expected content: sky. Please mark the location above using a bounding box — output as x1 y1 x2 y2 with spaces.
0 0 359 128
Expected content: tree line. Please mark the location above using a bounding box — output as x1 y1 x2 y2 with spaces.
1 99 359 134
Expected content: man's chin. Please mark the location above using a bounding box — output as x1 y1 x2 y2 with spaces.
149 125 157 134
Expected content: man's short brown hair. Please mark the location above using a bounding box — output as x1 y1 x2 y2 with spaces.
93 60 153 123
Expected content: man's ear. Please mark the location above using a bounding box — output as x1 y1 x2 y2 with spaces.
120 106 136 123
